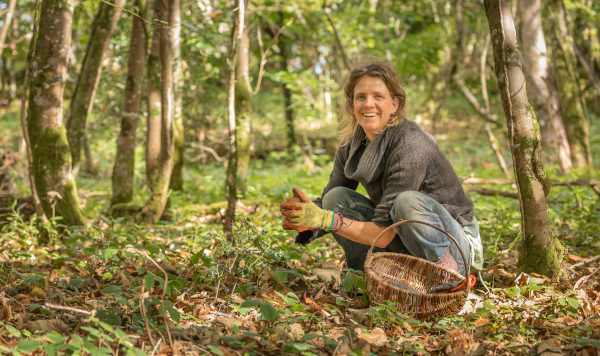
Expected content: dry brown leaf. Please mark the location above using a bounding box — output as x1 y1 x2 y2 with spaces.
26 319 71 334
289 323 304 341
172 341 205 356
536 339 563 356
356 327 387 347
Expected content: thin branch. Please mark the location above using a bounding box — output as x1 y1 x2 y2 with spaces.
249 17 294 95
2 32 32 49
100 0 176 28
573 43 600 94
322 1 350 70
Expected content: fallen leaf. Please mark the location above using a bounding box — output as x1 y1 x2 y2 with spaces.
356 328 387 347
289 323 304 341
172 341 204 356
26 319 71 334
536 339 563 356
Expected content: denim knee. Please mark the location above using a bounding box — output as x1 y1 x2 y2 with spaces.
322 186 354 211
392 190 425 221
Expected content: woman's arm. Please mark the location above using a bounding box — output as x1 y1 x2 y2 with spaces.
334 219 396 248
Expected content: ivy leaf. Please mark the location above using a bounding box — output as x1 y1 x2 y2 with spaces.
16 340 40 353
506 286 519 298
145 274 155 290
274 270 289 283
342 273 355 292
260 302 279 321
167 306 180 324
241 299 261 308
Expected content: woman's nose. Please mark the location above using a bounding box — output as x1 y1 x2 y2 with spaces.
364 96 375 107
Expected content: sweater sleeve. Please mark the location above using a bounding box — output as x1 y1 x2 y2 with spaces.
372 141 431 226
314 146 359 208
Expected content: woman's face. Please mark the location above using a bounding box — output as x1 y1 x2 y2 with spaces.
352 76 400 141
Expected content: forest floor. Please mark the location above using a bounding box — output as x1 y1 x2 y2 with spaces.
0 112 599 355
0 177 599 356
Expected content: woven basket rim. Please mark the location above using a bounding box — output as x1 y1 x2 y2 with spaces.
364 251 467 296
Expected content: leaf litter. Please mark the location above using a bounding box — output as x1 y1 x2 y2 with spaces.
0 205 598 355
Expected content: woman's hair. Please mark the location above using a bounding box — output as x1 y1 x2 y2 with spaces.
339 59 406 144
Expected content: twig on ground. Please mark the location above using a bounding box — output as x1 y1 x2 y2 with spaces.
574 268 600 290
150 338 162 356
139 284 156 348
126 247 173 347
571 255 600 270
44 303 93 315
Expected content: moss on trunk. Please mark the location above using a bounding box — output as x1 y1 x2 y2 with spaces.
66 0 124 171
169 117 184 190
542 0 592 167
485 0 561 279
27 0 84 229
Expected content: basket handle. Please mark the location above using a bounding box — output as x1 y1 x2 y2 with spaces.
367 219 471 288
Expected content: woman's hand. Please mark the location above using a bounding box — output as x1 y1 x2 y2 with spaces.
280 189 335 232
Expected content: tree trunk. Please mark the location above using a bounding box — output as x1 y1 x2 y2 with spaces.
66 0 124 173
223 0 246 234
236 12 252 194
19 0 47 228
143 0 175 223
278 11 296 148
168 0 184 191
146 17 161 189
111 0 148 206
27 0 85 227
484 0 562 279
542 0 592 167
518 0 572 173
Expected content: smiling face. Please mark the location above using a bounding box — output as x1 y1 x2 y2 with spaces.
352 76 400 141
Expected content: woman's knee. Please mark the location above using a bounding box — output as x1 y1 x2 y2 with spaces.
392 190 427 219
322 186 354 210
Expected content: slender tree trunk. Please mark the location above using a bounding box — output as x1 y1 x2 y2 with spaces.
519 0 572 173
146 19 161 188
143 0 175 223
223 0 246 234
278 11 296 148
485 0 562 279
542 0 592 167
66 0 124 173
19 0 47 228
27 0 85 227
0 0 17 59
111 0 148 206
169 0 184 191
236 10 252 194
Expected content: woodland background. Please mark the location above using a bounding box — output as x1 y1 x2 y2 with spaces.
0 0 599 355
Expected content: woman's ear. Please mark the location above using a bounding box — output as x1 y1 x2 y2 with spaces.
393 97 400 114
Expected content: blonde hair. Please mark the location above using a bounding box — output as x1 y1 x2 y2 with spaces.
339 59 406 144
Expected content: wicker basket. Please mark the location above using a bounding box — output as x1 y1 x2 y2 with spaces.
364 220 471 320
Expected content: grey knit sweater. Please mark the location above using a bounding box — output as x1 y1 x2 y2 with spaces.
315 120 474 227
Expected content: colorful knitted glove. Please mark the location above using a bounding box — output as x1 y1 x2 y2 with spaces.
280 188 336 232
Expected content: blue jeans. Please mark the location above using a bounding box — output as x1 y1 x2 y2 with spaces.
322 187 471 276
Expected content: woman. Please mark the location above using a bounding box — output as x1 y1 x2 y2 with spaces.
280 60 483 278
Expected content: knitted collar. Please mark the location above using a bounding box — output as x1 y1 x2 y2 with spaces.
344 124 395 184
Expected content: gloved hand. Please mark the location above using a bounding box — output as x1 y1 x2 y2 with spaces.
280 188 335 232
294 228 327 245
